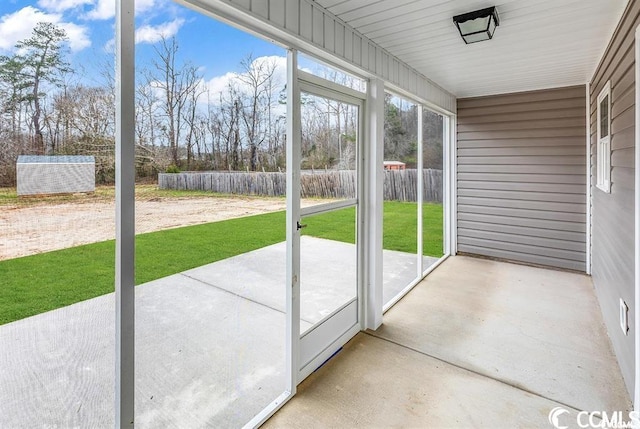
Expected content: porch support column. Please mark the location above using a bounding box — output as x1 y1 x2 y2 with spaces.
634 24 640 418
115 0 135 427
444 114 457 256
364 78 384 330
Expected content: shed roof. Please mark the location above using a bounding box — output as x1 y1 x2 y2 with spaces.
17 155 95 164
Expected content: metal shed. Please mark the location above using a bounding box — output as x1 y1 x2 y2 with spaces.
16 155 95 196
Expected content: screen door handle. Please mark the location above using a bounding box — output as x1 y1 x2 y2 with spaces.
297 221 307 230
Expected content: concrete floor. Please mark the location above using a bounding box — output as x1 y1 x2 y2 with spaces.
383 252 441 307
265 256 632 429
0 237 435 428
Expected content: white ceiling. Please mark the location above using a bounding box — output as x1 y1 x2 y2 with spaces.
314 0 628 97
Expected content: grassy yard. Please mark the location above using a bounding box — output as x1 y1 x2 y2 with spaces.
303 201 443 256
0 201 442 325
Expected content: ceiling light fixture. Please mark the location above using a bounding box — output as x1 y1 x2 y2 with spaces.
453 6 500 44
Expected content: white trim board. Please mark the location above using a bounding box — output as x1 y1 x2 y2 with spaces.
586 83 592 275
447 114 457 256
633 23 640 422
285 48 301 398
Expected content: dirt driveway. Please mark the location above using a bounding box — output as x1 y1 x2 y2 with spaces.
0 192 318 260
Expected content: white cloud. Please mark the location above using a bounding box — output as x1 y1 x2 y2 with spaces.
135 19 184 44
206 71 241 99
104 17 184 51
205 55 287 100
203 55 287 120
60 22 91 51
37 0 92 13
86 0 159 20
84 0 112 20
0 6 90 52
103 38 114 53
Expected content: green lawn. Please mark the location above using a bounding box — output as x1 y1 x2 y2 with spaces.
0 202 442 325
303 201 443 256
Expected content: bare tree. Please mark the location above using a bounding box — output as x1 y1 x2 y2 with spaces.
68 85 115 138
237 55 279 171
146 37 202 166
182 78 205 169
135 80 159 148
217 84 243 170
204 93 224 169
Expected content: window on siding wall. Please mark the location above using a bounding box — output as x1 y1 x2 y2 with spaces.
596 81 611 193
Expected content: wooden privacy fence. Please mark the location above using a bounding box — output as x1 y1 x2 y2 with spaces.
159 169 443 202
385 168 443 202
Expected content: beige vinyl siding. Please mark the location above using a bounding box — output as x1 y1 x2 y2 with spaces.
457 86 587 272
589 0 638 399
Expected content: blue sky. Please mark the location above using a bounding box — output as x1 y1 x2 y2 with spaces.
0 0 286 86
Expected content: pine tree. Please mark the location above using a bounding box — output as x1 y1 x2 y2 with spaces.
15 22 71 154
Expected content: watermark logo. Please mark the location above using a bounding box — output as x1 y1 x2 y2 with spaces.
549 407 570 429
548 407 640 429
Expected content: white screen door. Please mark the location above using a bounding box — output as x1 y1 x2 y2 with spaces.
291 71 365 382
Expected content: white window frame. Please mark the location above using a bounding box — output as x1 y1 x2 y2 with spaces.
596 81 611 193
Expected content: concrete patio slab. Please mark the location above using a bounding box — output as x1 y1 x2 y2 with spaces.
373 256 632 414
0 236 433 428
184 236 439 329
0 293 115 428
0 274 287 428
184 236 358 328
265 256 632 428
383 252 441 306
264 333 568 429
